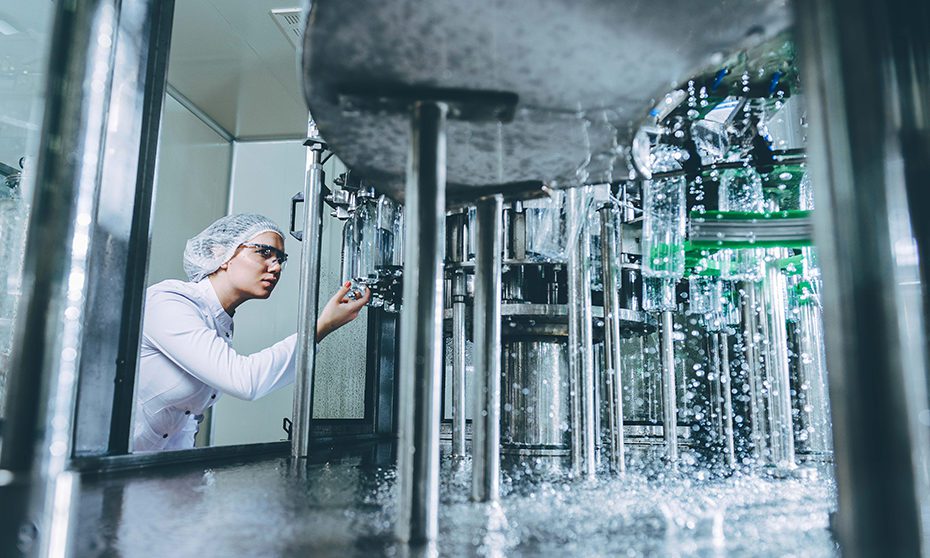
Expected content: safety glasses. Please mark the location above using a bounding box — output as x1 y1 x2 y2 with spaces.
240 242 288 269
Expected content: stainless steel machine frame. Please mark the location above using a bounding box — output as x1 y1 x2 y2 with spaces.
599 204 626 473
660 310 679 464
471 194 503 502
396 101 447 544
716 332 737 468
567 187 598 479
448 212 468 457
291 137 327 459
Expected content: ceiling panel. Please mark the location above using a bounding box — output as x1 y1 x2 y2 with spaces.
168 0 308 138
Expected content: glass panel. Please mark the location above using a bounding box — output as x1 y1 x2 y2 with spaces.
0 2 54 419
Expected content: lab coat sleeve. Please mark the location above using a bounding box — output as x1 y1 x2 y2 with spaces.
144 291 298 401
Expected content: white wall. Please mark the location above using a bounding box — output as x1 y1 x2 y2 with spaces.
147 95 231 285
210 139 306 446
0 1 53 417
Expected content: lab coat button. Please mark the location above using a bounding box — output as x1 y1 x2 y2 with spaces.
185 410 191 415
211 393 216 399
162 433 168 438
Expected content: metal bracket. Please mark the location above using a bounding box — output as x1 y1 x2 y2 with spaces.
335 83 519 123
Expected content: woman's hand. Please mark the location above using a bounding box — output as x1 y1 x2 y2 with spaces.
316 282 371 342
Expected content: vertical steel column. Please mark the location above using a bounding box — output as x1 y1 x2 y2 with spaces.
291 136 327 459
471 194 503 502
660 310 678 464
762 250 796 471
741 281 768 465
580 206 597 480
451 271 467 456
598 205 625 474
448 212 468 457
709 333 725 441
796 0 930 553
396 101 447 543
0 1 120 555
567 187 596 479
718 332 736 469
567 190 584 475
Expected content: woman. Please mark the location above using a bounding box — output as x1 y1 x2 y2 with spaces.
134 213 369 451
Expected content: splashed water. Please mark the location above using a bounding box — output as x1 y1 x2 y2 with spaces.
76 444 837 557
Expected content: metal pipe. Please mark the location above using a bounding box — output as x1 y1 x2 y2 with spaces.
291 134 327 459
762 249 796 471
0 1 122 554
567 190 584 476
718 332 736 469
567 187 596 478
598 205 625 474
471 194 503 502
796 0 930 551
709 333 725 441
451 270 467 457
741 281 768 465
501 340 571 458
396 101 447 543
660 310 678 464
580 204 597 480
448 211 467 457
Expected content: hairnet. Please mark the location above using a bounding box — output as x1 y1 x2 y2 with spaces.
183 213 285 282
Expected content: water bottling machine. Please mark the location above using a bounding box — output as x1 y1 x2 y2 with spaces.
317 61 817 485
301 22 845 545
331 88 832 478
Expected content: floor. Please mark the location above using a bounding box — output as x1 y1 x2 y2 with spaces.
74 443 838 557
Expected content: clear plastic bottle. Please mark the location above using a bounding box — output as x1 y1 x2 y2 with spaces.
642 177 686 279
642 276 677 313
353 198 379 283
691 119 729 164
524 191 567 263
340 216 358 287
718 167 764 281
688 275 723 315
375 196 396 269
391 205 404 266
722 281 741 327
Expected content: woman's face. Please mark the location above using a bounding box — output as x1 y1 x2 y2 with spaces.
223 231 286 300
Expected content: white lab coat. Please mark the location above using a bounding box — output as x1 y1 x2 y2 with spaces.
133 278 297 451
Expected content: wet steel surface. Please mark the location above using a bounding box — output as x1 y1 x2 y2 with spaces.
75 442 837 557
301 0 791 199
